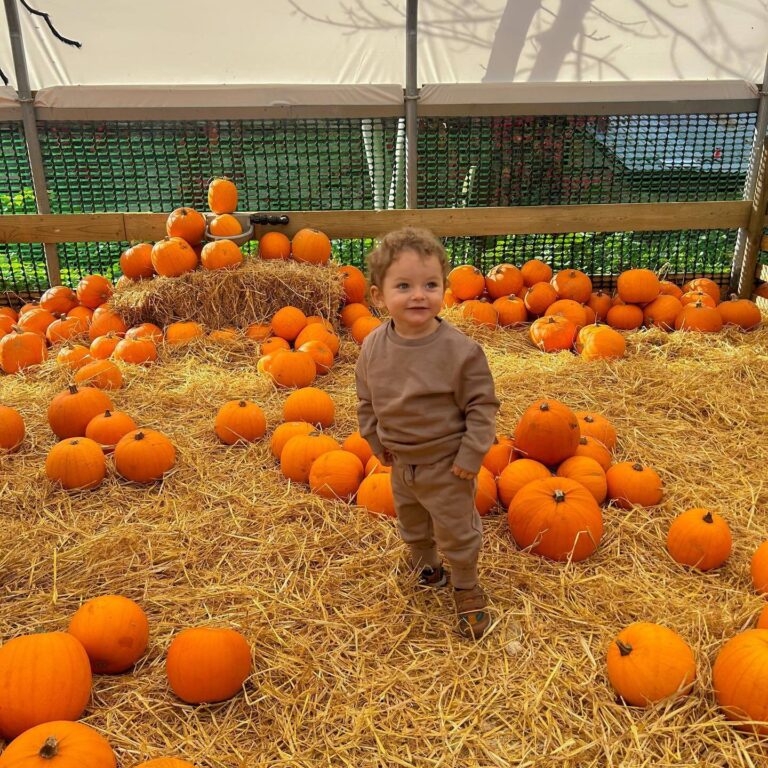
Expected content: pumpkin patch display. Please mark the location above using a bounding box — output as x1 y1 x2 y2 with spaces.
0 720 116 767
214 400 267 445
713 629 768 734
309 449 365 500
283 387 335 427
507 476 603 561
606 462 663 509
280 432 341 484
166 627 251 704
46 437 107 490
68 594 150 674
165 207 206 245
514 399 580 466
666 508 732 571
606 622 696 707
114 429 177 484
0 405 25 452
0 631 92 739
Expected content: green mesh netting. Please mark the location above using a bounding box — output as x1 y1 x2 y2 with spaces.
0 111 759 300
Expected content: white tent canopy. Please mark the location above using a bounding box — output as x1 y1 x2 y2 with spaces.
0 0 766 91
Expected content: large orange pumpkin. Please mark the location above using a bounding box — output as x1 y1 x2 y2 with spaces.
283 387 335 427
0 405 25 452
280 432 341 484
447 265 485 301
356 472 395 517
74 359 123 390
0 720 116 767
0 327 47 373
552 269 592 303
485 263 523 299
529 315 577 352
717 296 762 330
85 409 138 452
68 594 150 674
497 458 552 508
507 476 603 561
606 622 696 707
713 629 768 734
151 237 199 278
258 231 291 260
120 243 155 280
642 295 683 331
114 429 176 484
606 462 663 508
514 399 580 466
200 239 243 270
40 285 78 314
616 268 660 304
45 437 107 490
166 627 251 704
48 385 114 440
309 449 365 501
214 400 267 445
520 258 552 286
208 177 238 214
0 631 92 739
291 228 331 265
165 207 206 244
76 274 113 309
339 265 367 304
666 508 732 571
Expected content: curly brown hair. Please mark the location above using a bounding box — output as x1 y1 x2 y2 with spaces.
366 227 449 289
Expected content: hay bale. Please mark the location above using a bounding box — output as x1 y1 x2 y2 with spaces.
109 258 345 329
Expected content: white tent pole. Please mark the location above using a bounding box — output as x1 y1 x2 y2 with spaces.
4 0 60 286
731 50 768 295
405 0 418 209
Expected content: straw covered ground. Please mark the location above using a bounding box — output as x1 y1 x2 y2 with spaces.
109 259 345 329
2 313 768 767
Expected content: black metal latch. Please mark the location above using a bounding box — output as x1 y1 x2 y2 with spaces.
249 214 290 226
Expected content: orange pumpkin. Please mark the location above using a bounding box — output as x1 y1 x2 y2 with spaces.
497 459 553 508
68 594 149 674
0 720 116 766
89 333 121 360
607 622 696 707
520 258 552 286
85 409 138 452
575 324 626 361
523 282 558 316
606 461 663 509
552 269 592 303
45 315 88 344
309 450 365 500
340 303 372 328
680 290 716 308
339 265 367 304
271 306 308 341
642 295 683 330
258 231 291 260
666 508 732 571
529 315 577 352
208 213 242 237
459 300 498 327
616 268 660 304
74 359 124 390
270 421 315 459
297 340 334 375
485 263 523 300
575 412 617 450
0 405 25 452
114 338 158 365
67 305 94 326
294 323 340 356
114 429 176 484
282 387 335 427
166 627 251 704
48 385 113 439
351 315 382 345
208 177 238 215
165 207 206 244
482 440 516 477
674 301 723 332
269 350 317 388
713 629 768 734
165 321 204 345
658 280 683 299
448 265 485 301
341 431 373 467
76 274 113 309
200 239 243 270
17 307 57 336
0 327 47 373
260 336 291 357
89 306 128 341
291 228 331 265
545 299 587 329
40 285 78 314
280 432 341 483
475 466 499 516
587 290 613 322
606 304 643 330
556 455 607 504
0 631 92 739
574 436 612 471
151 237 199 277
214 400 267 445
356 472 395 517
57 344 92 371
514 399 580 466
120 243 155 280
492 296 527 327
750 541 768 594
507 476 603 561
682 277 721 304
717 296 762 330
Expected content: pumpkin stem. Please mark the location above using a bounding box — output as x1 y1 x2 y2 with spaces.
134 431 145 441
616 639 633 657
238 400 247 408
584 415 595 423
703 511 714 524
39 736 59 759
632 462 644 472
553 489 566 502
539 403 550 412
579 437 587 445
68 384 78 394
104 410 112 418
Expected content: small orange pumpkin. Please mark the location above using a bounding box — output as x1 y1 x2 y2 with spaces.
0 327 47 373
667 508 732 571
89 306 128 341
214 400 267 445
309 449 365 501
271 306 308 342
200 239 243 270
208 177 238 215
258 231 291 260
282 386 335 427
520 258 552 286
514 399 580 466
76 274 113 309
114 429 176 484
85 409 138 452
356 472 395 517
280 432 341 483
485 263 523 300
341 431 373 467
48 384 114 439
606 461 663 509
151 237 199 277
120 243 155 280
339 265 367 304
165 207 206 244
74 359 123 390
529 315 577 352
497 458 552 508
208 213 242 237
114 337 158 364
448 265 485 301
291 228 331 265
0 405 25 452
616 268 660 304
523 282 558 316
270 421 315 459
492 296 527 326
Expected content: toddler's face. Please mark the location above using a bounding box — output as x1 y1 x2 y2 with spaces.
370 249 444 338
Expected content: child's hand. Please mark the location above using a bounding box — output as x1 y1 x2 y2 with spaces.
451 464 476 480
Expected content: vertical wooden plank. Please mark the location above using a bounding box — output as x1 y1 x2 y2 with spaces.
738 137 768 298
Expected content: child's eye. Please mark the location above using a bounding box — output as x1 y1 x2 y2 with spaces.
396 283 409 290
426 282 440 289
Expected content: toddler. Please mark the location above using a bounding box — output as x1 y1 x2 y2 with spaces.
355 227 500 639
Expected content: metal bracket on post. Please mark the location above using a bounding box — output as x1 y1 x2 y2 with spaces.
4 0 60 287
737 136 768 298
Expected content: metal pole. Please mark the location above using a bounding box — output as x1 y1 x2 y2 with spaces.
730 50 768 294
4 0 60 286
405 0 418 209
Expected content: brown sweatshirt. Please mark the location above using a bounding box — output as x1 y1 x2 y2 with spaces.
355 318 500 474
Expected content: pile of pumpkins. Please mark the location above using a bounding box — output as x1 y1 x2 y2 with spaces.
120 177 333 283
0 594 248 766
446 262 763 360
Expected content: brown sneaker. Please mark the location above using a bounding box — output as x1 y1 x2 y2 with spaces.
453 584 491 639
418 564 449 588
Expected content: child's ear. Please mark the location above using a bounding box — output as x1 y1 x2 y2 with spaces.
369 284 385 309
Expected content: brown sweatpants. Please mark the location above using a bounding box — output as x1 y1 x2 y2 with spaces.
390 454 483 589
